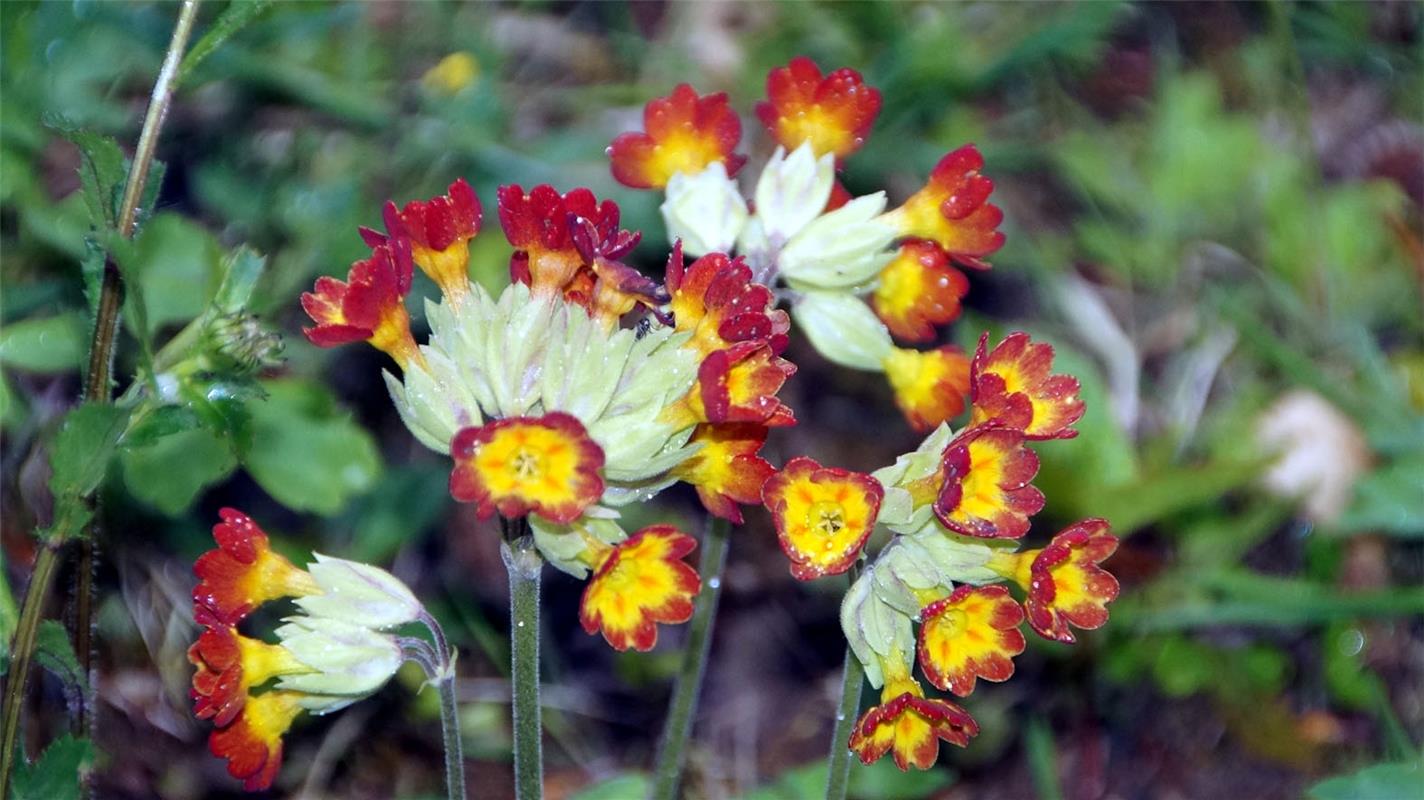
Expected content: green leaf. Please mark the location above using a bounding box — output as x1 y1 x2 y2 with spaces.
213 245 268 314
243 379 381 515
48 403 129 502
1336 458 1424 538
1308 761 1423 800
9 734 95 800
178 378 262 456
567 774 650 800
46 116 125 230
34 619 87 696
120 425 238 515
0 313 88 373
121 405 204 449
178 0 276 87
120 213 223 335
849 758 954 800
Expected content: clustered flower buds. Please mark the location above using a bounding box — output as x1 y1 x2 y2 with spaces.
190 509 421 789
608 57 1006 432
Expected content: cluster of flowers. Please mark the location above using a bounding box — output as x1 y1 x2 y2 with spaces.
189 509 423 789
607 56 1005 432
764 333 1119 770
300 171 796 651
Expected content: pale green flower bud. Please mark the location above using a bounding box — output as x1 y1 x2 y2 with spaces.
294 554 422 629
530 516 627 579
778 193 897 291
840 564 915 690
791 291 894 371
873 423 955 530
904 531 1008 586
753 143 834 247
660 162 748 256
275 617 403 713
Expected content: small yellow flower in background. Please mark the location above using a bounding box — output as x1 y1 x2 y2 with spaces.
422 51 480 95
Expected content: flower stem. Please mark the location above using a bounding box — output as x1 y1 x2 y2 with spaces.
650 515 731 800
0 544 62 798
502 529 543 800
825 566 866 800
436 661 467 800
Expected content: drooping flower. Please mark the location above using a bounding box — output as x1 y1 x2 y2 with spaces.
882 345 972 432
498 184 623 297
1005 518 1120 643
669 422 776 524
664 245 789 358
676 341 797 429
763 457 883 580
970 332 1085 440
933 425 1044 539
917 585 1025 697
189 625 313 727
301 239 423 369
207 690 305 791
579 525 700 651
878 145 1005 269
362 178 482 304
193 508 319 627
871 240 969 342
609 84 746 189
756 56 882 161
449 412 606 524
848 672 979 771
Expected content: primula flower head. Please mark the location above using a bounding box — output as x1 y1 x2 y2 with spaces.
872 240 970 342
449 412 606 524
917 585 1025 697
188 625 313 727
208 690 304 791
669 422 775 524
881 144 1005 269
301 239 422 369
609 84 746 189
764 457 883 580
362 178 482 304
757 57 882 161
848 675 979 771
882 345 972 433
193 508 319 627
1020 518 1120 643
579 525 700 651
933 425 1044 539
970 332 1085 440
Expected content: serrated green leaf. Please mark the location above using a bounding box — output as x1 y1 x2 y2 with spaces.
79 236 107 319
120 425 238 515
118 213 223 335
243 379 381 515
121 404 205 449
48 403 129 502
10 734 95 800
1308 761 1423 800
0 313 88 373
34 619 87 696
46 116 125 231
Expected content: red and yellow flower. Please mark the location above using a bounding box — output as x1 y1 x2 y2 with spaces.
192 508 319 627
301 239 423 369
917 585 1025 697
449 412 606 524
970 332 1085 440
686 341 797 428
756 56 882 161
763 457 883 580
579 525 700 651
609 84 746 189
498 184 622 297
365 178 482 303
999 518 1120 643
933 425 1044 539
665 245 790 358
207 690 305 791
871 240 969 343
189 625 313 727
669 422 776 524
879 144 1004 269
882 345 972 433
848 669 979 771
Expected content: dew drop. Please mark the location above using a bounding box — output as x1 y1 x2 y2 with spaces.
708 577 721 589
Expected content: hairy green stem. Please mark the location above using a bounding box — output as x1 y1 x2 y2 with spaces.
0 545 62 797
437 674 466 800
650 515 731 800
4 1 202 784
502 529 543 800
825 566 865 800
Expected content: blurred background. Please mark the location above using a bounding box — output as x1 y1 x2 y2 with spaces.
2 1 1422 798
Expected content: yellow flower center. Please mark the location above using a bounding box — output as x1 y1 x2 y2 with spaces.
511 448 543 481
809 500 847 538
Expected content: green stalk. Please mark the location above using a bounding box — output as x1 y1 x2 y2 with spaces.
650 515 731 800
825 567 865 800
2 1 201 787
437 675 466 800
502 528 543 800
0 545 62 797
